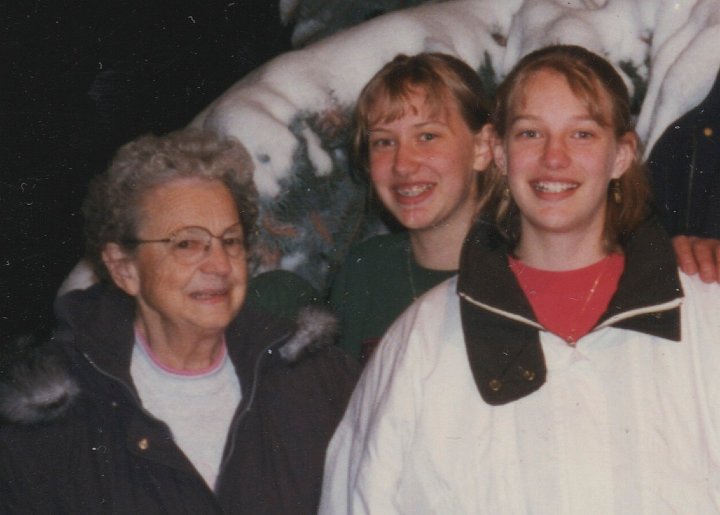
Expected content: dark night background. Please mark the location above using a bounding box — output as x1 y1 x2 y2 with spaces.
4 0 720 344
2 1 294 339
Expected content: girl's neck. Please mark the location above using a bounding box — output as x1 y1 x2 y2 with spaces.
409 217 472 271
515 229 608 271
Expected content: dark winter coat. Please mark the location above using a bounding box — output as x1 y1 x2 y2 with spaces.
649 66 720 238
0 283 359 514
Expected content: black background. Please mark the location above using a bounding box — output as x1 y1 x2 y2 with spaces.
2 1 293 339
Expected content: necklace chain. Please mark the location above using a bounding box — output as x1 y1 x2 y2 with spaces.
565 258 610 345
406 243 419 301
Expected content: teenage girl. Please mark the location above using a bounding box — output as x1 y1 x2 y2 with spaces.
329 52 493 361
331 51 720 363
321 44 720 514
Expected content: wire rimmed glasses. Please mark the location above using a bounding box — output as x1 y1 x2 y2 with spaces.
125 223 245 265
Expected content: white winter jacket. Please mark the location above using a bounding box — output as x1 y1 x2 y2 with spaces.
320 221 720 514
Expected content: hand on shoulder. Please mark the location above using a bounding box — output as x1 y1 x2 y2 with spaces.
672 235 720 283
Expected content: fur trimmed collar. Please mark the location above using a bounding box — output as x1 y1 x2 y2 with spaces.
0 297 338 425
0 334 80 425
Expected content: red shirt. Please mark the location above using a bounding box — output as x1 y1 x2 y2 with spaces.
509 254 625 345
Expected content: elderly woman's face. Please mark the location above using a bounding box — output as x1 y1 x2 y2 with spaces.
115 178 248 337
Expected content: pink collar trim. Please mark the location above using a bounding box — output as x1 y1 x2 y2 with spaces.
134 326 228 377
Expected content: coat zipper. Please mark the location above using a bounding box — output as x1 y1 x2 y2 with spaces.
81 351 160 423
458 291 543 330
214 331 292 489
459 291 683 338
682 127 700 233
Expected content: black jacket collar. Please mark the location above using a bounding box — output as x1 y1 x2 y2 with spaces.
54 282 297 398
457 218 683 406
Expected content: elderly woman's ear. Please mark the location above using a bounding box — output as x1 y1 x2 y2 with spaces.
102 243 139 295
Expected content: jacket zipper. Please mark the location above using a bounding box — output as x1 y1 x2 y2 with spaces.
80 348 244 511
459 291 683 337
81 351 161 423
214 331 292 489
594 297 683 331
682 127 700 233
458 291 543 330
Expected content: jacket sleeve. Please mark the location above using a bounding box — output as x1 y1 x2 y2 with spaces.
328 250 361 359
0 434 53 513
318 303 424 514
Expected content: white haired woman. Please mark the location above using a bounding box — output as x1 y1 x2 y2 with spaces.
0 129 358 514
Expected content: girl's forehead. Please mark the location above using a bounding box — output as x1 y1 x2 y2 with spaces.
509 70 612 125
368 85 452 125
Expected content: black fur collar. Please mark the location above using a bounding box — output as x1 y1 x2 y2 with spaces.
0 291 338 425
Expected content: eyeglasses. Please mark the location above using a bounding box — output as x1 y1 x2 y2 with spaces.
125 223 245 265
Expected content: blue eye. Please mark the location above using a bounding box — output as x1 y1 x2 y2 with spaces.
419 133 436 142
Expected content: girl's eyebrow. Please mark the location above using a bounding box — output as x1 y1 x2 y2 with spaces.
509 113 600 124
369 119 448 131
412 120 447 129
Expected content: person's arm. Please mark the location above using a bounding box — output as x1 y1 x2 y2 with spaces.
328 254 364 360
672 235 720 283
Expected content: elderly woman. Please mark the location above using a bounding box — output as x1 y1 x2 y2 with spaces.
0 129 358 514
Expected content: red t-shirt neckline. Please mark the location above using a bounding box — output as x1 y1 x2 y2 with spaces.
509 253 625 345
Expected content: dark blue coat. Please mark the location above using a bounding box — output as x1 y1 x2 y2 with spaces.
648 66 720 238
0 283 358 514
